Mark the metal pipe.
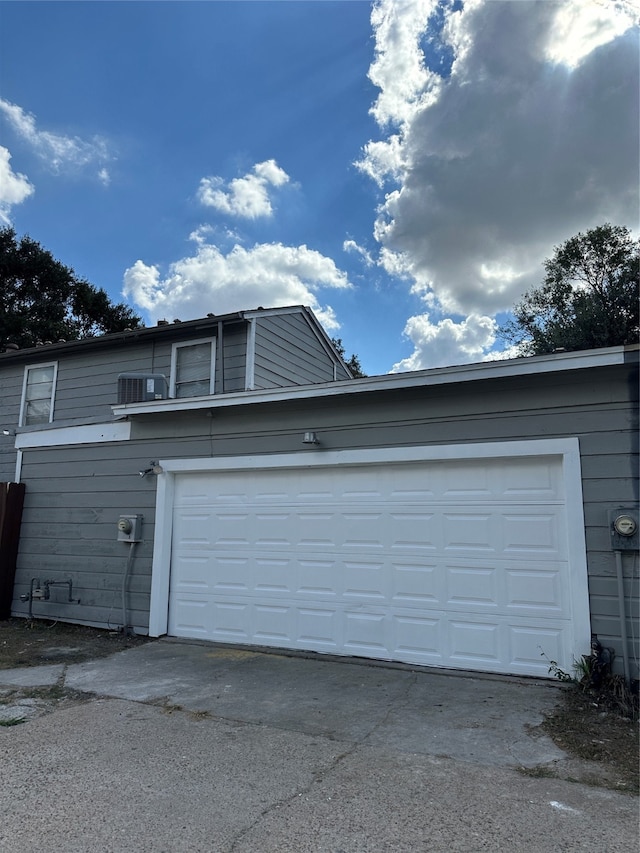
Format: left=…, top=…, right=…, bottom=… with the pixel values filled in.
left=614, top=549, right=631, bottom=684
left=121, top=541, right=137, bottom=636
left=28, top=578, right=40, bottom=620
left=217, top=320, right=224, bottom=394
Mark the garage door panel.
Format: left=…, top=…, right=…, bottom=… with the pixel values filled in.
left=503, top=513, right=564, bottom=556
left=343, top=560, right=388, bottom=601
left=449, top=619, right=502, bottom=665
left=499, top=458, right=564, bottom=499
left=168, top=456, right=583, bottom=677
left=506, top=566, right=566, bottom=613
left=391, top=561, right=441, bottom=605
left=344, top=611, right=388, bottom=656
left=169, top=591, right=578, bottom=676
left=508, top=625, right=566, bottom=676
left=298, top=559, right=338, bottom=596
left=446, top=565, right=498, bottom=608
left=172, top=550, right=569, bottom=616
left=392, top=613, right=443, bottom=663
left=298, top=607, right=339, bottom=648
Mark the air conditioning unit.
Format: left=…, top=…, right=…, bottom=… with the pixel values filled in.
left=117, top=373, right=168, bottom=404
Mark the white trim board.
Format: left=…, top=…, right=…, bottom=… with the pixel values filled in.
left=148, top=437, right=591, bottom=670
left=15, top=421, right=131, bottom=449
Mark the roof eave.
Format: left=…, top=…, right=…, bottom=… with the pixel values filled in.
left=111, top=344, right=632, bottom=418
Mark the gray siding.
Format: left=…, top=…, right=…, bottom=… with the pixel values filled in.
left=14, top=442, right=157, bottom=632
left=253, top=312, right=337, bottom=388
left=217, top=322, right=247, bottom=393
left=54, top=343, right=161, bottom=423
left=0, top=364, right=23, bottom=480
left=10, top=357, right=638, bottom=678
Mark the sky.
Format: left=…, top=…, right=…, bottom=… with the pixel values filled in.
left=0, top=0, right=638, bottom=377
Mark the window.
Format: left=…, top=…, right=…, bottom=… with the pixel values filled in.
left=20, top=363, right=57, bottom=426
left=170, top=339, right=215, bottom=398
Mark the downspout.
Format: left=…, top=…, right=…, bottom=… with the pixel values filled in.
left=217, top=320, right=224, bottom=394
left=245, top=317, right=256, bottom=390
left=614, top=550, right=632, bottom=684
left=122, top=541, right=137, bottom=636
left=14, top=449, right=23, bottom=483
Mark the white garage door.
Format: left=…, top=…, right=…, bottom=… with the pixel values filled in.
left=168, top=455, right=581, bottom=677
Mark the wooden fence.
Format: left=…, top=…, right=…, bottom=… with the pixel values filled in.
left=0, top=482, right=25, bottom=619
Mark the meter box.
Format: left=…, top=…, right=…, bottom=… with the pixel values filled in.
left=608, top=508, right=639, bottom=551
left=117, top=514, right=143, bottom=543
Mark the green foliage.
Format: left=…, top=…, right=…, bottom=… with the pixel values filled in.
left=331, top=336, right=366, bottom=377
left=0, top=227, right=142, bottom=349
left=0, top=717, right=26, bottom=727
left=502, top=224, right=639, bottom=356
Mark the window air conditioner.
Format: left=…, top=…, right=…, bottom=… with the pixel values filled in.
left=117, top=373, right=168, bottom=404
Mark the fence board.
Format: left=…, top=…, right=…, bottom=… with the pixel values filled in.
left=0, top=482, right=26, bottom=619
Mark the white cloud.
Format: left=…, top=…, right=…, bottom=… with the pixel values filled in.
left=359, top=0, right=639, bottom=366
left=197, top=159, right=290, bottom=219
left=343, top=239, right=374, bottom=266
left=545, top=0, right=638, bottom=69
left=368, top=0, right=441, bottom=128
left=123, top=240, right=351, bottom=332
left=0, top=145, right=34, bottom=223
left=391, top=313, right=497, bottom=372
left=0, top=98, right=111, bottom=178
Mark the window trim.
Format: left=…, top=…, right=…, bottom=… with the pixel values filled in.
left=169, top=337, right=216, bottom=398
left=19, top=361, right=58, bottom=427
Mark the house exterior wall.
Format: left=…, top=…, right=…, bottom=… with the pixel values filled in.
left=10, top=355, right=638, bottom=676
left=253, top=312, right=347, bottom=388
left=0, top=363, right=23, bottom=480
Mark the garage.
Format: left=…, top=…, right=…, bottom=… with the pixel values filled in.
left=157, top=441, right=591, bottom=678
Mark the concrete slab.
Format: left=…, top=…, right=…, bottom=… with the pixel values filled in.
left=64, top=639, right=565, bottom=768
left=0, top=697, right=637, bottom=853
left=0, top=662, right=64, bottom=688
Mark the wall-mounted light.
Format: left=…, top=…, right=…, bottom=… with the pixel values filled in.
left=139, top=460, right=164, bottom=477
left=302, top=431, right=319, bottom=445
left=2, top=429, right=16, bottom=437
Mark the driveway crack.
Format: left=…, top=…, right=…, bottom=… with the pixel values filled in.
left=227, top=740, right=360, bottom=853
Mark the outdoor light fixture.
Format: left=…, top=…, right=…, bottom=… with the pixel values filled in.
left=302, top=431, right=319, bottom=445
left=2, top=429, right=16, bottom=437
left=139, top=460, right=163, bottom=477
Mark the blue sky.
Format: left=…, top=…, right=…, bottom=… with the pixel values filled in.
left=1, top=1, right=638, bottom=376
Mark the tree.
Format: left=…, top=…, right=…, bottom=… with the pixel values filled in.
left=501, top=224, right=639, bottom=356
left=0, top=227, right=142, bottom=349
left=331, top=336, right=366, bottom=377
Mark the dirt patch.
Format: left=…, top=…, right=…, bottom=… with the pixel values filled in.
left=0, top=617, right=150, bottom=669
left=523, top=684, right=639, bottom=794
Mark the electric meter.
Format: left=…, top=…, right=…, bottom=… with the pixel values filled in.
left=613, top=514, right=637, bottom=537
left=608, top=508, right=639, bottom=551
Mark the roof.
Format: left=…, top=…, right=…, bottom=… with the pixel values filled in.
left=111, top=343, right=639, bottom=418
left=0, top=305, right=335, bottom=364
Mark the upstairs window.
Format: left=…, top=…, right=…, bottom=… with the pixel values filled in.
left=170, top=339, right=215, bottom=398
left=20, top=363, right=58, bottom=426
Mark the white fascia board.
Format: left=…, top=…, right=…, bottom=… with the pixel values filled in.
left=111, top=346, right=627, bottom=418
left=159, top=437, right=581, bottom=474
left=16, top=421, right=131, bottom=449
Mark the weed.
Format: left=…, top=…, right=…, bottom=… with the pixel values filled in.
left=0, top=717, right=26, bottom=727
left=539, top=650, right=574, bottom=683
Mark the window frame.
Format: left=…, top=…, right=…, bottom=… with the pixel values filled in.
left=169, top=337, right=216, bottom=399
left=19, top=361, right=58, bottom=427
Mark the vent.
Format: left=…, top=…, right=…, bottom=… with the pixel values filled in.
left=117, top=373, right=168, bottom=404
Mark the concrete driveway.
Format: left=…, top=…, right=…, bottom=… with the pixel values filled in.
left=0, top=639, right=637, bottom=852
